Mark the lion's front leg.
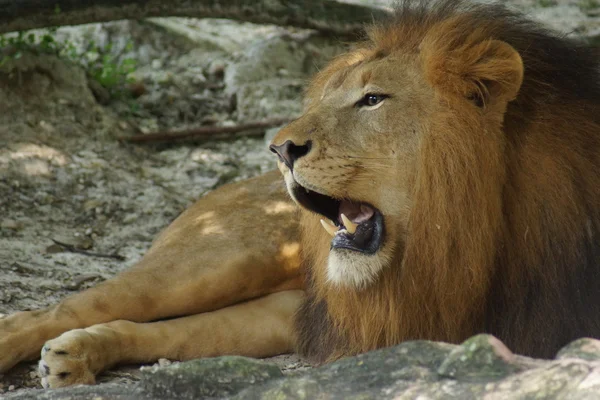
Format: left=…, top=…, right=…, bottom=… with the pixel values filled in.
left=37, top=290, right=304, bottom=388
left=0, top=170, right=302, bottom=374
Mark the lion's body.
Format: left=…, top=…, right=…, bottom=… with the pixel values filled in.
left=1, top=0, right=600, bottom=389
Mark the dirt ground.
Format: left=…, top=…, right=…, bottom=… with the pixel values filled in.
left=0, top=0, right=597, bottom=396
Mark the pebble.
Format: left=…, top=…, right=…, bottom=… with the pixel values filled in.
left=39, top=120, right=55, bottom=133
left=158, top=358, right=172, bottom=367
left=123, top=213, right=139, bottom=224
left=151, top=59, right=163, bottom=69
left=208, top=60, right=226, bottom=76
left=1, top=219, right=23, bottom=230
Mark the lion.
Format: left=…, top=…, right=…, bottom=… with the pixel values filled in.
left=1, top=0, right=600, bottom=389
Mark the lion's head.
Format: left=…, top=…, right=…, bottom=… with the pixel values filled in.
left=271, top=0, right=600, bottom=362
left=271, top=1, right=523, bottom=290
left=271, top=50, right=430, bottom=288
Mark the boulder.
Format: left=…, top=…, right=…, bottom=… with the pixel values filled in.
left=7, top=335, right=600, bottom=400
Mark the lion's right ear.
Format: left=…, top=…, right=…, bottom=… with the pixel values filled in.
left=420, top=23, right=524, bottom=108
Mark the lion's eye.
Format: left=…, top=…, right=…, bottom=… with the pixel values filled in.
left=356, top=93, right=388, bottom=108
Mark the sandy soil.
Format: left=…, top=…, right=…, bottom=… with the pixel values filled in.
left=0, top=0, right=597, bottom=396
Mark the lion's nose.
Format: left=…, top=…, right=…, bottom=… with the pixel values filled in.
left=269, top=140, right=312, bottom=170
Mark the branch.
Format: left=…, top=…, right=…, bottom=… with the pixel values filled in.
left=0, top=0, right=391, bottom=37
left=121, top=118, right=291, bottom=144
left=51, top=239, right=126, bottom=261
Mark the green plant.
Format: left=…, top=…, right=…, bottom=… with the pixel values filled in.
left=85, top=41, right=137, bottom=98
left=579, top=0, right=599, bottom=11
left=538, top=0, right=557, bottom=7
left=0, top=28, right=138, bottom=100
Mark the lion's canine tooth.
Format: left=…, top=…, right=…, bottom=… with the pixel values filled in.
left=341, top=213, right=358, bottom=234
left=320, top=219, right=339, bottom=237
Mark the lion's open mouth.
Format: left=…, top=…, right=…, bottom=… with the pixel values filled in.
left=291, top=183, right=384, bottom=254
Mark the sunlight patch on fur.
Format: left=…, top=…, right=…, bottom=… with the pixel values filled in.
left=264, top=201, right=296, bottom=215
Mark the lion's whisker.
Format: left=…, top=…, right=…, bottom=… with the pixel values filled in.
left=343, top=156, right=397, bottom=160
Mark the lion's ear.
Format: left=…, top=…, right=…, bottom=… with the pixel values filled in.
left=422, top=36, right=524, bottom=108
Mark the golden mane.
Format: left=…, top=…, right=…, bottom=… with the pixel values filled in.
left=296, top=0, right=600, bottom=362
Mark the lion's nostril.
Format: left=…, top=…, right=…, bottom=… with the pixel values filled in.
left=269, top=140, right=312, bottom=170
left=290, top=141, right=311, bottom=160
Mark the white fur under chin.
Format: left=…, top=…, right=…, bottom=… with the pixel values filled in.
left=327, top=249, right=388, bottom=289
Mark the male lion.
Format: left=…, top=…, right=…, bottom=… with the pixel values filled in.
left=1, top=0, right=600, bottom=389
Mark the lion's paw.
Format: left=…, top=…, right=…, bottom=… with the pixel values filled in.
left=38, top=330, right=97, bottom=388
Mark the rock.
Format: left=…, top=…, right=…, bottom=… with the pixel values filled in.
left=7, top=335, right=600, bottom=400
left=5, top=357, right=283, bottom=400
left=1, top=219, right=23, bottom=231
left=235, top=341, right=452, bottom=400
left=51, top=234, right=94, bottom=251
left=437, top=334, right=522, bottom=381
left=147, top=18, right=244, bottom=54
left=234, top=79, right=304, bottom=121
left=556, top=338, right=600, bottom=361
left=139, top=356, right=283, bottom=399
left=225, top=34, right=344, bottom=88
left=0, top=53, right=96, bottom=113
left=87, top=78, right=111, bottom=105
left=225, top=34, right=346, bottom=121
left=3, top=382, right=140, bottom=399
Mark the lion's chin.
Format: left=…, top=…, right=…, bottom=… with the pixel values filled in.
left=326, top=248, right=391, bottom=289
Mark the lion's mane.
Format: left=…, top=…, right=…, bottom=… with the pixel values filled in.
left=295, top=0, right=600, bottom=361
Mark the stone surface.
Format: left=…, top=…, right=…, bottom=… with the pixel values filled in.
left=437, top=334, right=522, bottom=381
left=224, top=33, right=346, bottom=121
left=557, top=338, right=600, bottom=362
left=6, top=335, right=600, bottom=400
left=139, top=356, right=283, bottom=399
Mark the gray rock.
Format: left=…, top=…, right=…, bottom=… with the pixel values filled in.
left=437, top=334, right=522, bottom=381
left=7, top=335, right=600, bottom=400
left=139, top=356, right=283, bottom=399
left=225, top=34, right=343, bottom=89
left=234, top=79, right=304, bottom=121
left=557, top=338, right=600, bottom=362
left=224, top=33, right=346, bottom=121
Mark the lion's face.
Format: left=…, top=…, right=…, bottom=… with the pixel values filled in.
left=270, top=51, right=435, bottom=288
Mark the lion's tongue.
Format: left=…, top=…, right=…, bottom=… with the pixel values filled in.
left=318, top=199, right=382, bottom=253
left=339, top=201, right=375, bottom=225
left=330, top=200, right=377, bottom=250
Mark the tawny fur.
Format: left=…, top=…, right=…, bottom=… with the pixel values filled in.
left=284, top=0, right=600, bottom=362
